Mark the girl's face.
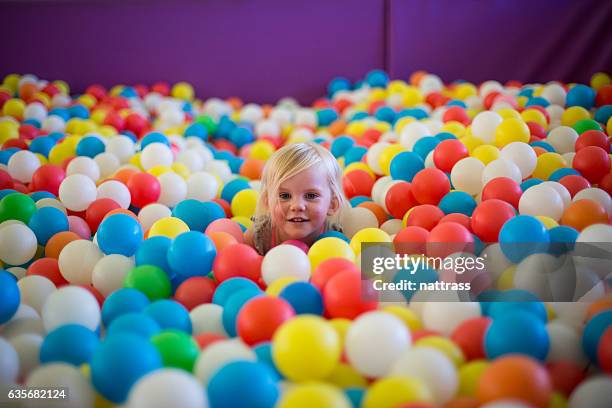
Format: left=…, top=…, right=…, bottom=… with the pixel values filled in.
left=271, top=165, right=339, bottom=245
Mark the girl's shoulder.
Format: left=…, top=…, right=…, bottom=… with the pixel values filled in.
left=250, top=215, right=272, bottom=255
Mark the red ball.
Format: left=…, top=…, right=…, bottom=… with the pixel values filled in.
left=151, top=82, right=171, bottom=96
left=103, top=111, right=125, bottom=131
left=546, top=361, right=587, bottom=396
left=527, top=122, right=547, bottom=140
left=311, top=258, right=359, bottom=292
left=596, top=85, right=612, bottom=107
left=19, top=124, right=39, bottom=141
left=426, top=222, right=474, bottom=258
left=13, top=182, right=29, bottom=194
left=26, top=257, right=69, bottom=287
left=85, top=84, right=107, bottom=101
left=404, top=204, right=444, bottom=231
left=237, top=296, right=295, bottom=346
left=572, top=145, right=611, bottom=184
left=483, top=91, right=501, bottom=110
left=451, top=317, right=492, bottom=360
left=41, top=83, right=61, bottom=97
left=323, top=270, right=378, bottom=319
left=174, top=277, right=217, bottom=311
left=433, top=139, right=469, bottom=173
left=385, top=181, right=418, bottom=219
left=442, top=106, right=470, bottom=126
left=85, top=198, right=121, bottom=233
left=411, top=168, right=450, bottom=205
left=471, top=199, right=516, bottom=243
left=599, top=173, right=612, bottom=197
left=558, top=174, right=591, bottom=197
left=211, top=198, right=232, bottom=218
left=598, top=326, right=612, bottom=374
left=575, top=130, right=610, bottom=152
left=393, top=226, right=429, bottom=256
left=342, top=169, right=374, bottom=199
left=123, top=113, right=148, bottom=136
left=0, top=90, right=11, bottom=110
left=426, top=92, right=451, bottom=108
left=4, top=138, right=28, bottom=150
left=481, top=177, right=522, bottom=209
left=213, top=243, right=262, bottom=283
left=194, top=333, right=226, bottom=350
left=127, top=172, right=161, bottom=208
left=439, top=213, right=472, bottom=232
left=0, top=169, right=14, bottom=190
left=30, top=164, right=66, bottom=196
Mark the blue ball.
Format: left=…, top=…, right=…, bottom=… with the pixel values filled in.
left=105, top=313, right=161, bottom=339
left=222, top=290, right=263, bottom=337
left=525, top=97, right=550, bottom=108
left=349, top=195, right=371, bottom=207
left=330, top=136, right=355, bottom=158
left=215, top=116, right=237, bottom=139
left=23, top=118, right=41, bottom=128
left=28, top=206, right=69, bottom=245
left=328, top=77, right=352, bottom=97
left=208, top=361, right=279, bottom=408
left=229, top=126, right=255, bottom=148
left=438, top=191, right=477, bottom=216
left=487, top=300, right=548, bottom=323
left=167, top=231, right=216, bottom=279
left=120, top=131, right=138, bottom=143
left=549, top=167, right=580, bottom=181
left=393, top=266, right=438, bottom=302
left=214, top=150, right=234, bottom=162
left=594, top=105, right=612, bottom=125
left=144, top=299, right=192, bottom=333
left=317, top=230, right=350, bottom=243
left=344, top=146, right=368, bottom=165
left=518, top=89, right=534, bottom=98
left=530, top=141, right=555, bottom=152
left=40, top=324, right=99, bottom=366
left=0, top=270, right=20, bottom=324
left=365, top=69, right=389, bottom=88
left=97, top=214, right=143, bottom=257
left=101, top=288, right=150, bottom=327
left=213, top=277, right=261, bottom=306
left=499, top=215, right=549, bottom=263
left=253, top=342, right=282, bottom=379
left=135, top=236, right=172, bottom=276
left=346, top=387, right=365, bottom=408
left=484, top=310, right=550, bottom=361
left=68, top=104, right=89, bottom=119
left=447, top=99, right=468, bottom=108
left=49, top=108, right=70, bottom=122
left=221, top=178, right=250, bottom=204
left=436, top=132, right=457, bottom=141
left=172, top=199, right=225, bottom=231
left=413, top=136, right=440, bottom=160
left=0, top=189, right=18, bottom=200
left=520, top=178, right=543, bottom=191
left=29, top=136, right=56, bottom=157
left=183, top=122, right=208, bottom=141
left=119, top=87, right=138, bottom=98
left=473, top=234, right=485, bottom=256
left=317, top=108, right=339, bottom=127
left=0, top=148, right=19, bottom=165
left=582, top=310, right=612, bottom=363
left=566, top=84, right=596, bottom=110
left=279, top=282, right=324, bottom=315
left=76, top=136, right=105, bottom=158
left=549, top=225, right=579, bottom=255
left=47, top=131, right=65, bottom=142
left=29, top=191, right=56, bottom=201
left=140, top=131, right=170, bottom=149
left=389, top=151, right=424, bottom=182
left=350, top=111, right=369, bottom=122
left=90, top=333, right=162, bottom=403
left=375, top=106, right=396, bottom=123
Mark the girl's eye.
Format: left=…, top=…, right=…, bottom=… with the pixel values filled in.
left=279, top=192, right=290, bottom=200
left=305, top=193, right=319, bottom=200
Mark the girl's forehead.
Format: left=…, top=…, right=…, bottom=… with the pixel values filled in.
left=279, top=165, right=329, bottom=189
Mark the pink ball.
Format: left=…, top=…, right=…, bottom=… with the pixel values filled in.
left=282, top=240, right=309, bottom=253
left=205, top=218, right=244, bottom=243
left=68, top=215, right=91, bottom=239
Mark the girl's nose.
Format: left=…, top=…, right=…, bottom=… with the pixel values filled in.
left=290, top=197, right=306, bottom=211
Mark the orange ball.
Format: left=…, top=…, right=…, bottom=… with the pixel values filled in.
left=113, top=168, right=138, bottom=185
left=560, top=199, right=608, bottom=231
left=477, top=355, right=552, bottom=408
left=207, top=231, right=239, bottom=251
left=358, top=201, right=389, bottom=226
left=19, top=82, right=38, bottom=102
left=585, top=297, right=612, bottom=321
left=227, top=97, right=243, bottom=110
left=45, top=231, right=81, bottom=259
left=532, top=146, right=548, bottom=156
left=104, top=208, right=139, bottom=221
left=239, top=159, right=265, bottom=180
left=410, top=70, right=428, bottom=86
left=442, top=397, right=479, bottom=408
left=328, top=120, right=347, bottom=136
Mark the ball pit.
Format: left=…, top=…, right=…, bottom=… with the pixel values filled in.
left=1, top=69, right=612, bottom=407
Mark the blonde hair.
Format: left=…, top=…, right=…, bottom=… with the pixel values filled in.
left=255, top=142, right=348, bottom=222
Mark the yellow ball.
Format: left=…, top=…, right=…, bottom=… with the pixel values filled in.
left=231, top=215, right=253, bottom=229
left=496, top=265, right=516, bottom=290
left=517, top=96, right=529, bottom=108
left=33, top=92, right=51, bottom=108
left=496, top=108, right=521, bottom=120
left=266, top=277, right=299, bottom=297
left=2, top=73, right=20, bottom=93
left=345, top=121, right=368, bottom=138
left=272, top=315, right=341, bottom=381
left=110, top=85, right=124, bottom=97
left=368, top=88, right=388, bottom=103
left=99, top=125, right=118, bottom=137
left=402, top=86, right=424, bottom=107
left=350, top=227, right=392, bottom=255
left=78, top=94, right=97, bottom=109
left=171, top=162, right=191, bottom=179
left=53, top=80, right=69, bottom=95
left=521, top=108, right=548, bottom=129
left=276, top=382, right=351, bottom=408
left=48, top=144, right=74, bottom=165
left=326, top=363, right=368, bottom=388
left=458, top=360, right=489, bottom=397
left=3, top=98, right=26, bottom=119
left=308, top=237, right=355, bottom=270
left=383, top=305, right=423, bottom=331
left=373, top=121, right=391, bottom=134
left=147, top=165, right=173, bottom=177
left=387, top=80, right=408, bottom=94
left=0, top=121, right=19, bottom=144
left=471, top=144, right=500, bottom=165
left=608, top=117, right=612, bottom=137
left=550, top=392, right=568, bottom=408
left=454, top=83, right=478, bottom=100
left=329, top=318, right=351, bottom=345
left=495, top=118, right=530, bottom=147
left=230, top=189, right=258, bottom=219
left=362, top=376, right=433, bottom=408
left=344, top=162, right=375, bottom=178
left=34, top=153, right=47, bottom=165
left=533, top=152, right=567, bottom=180
left=441, top=121, right=467, bottom=138
left=249, top=140, right=276, bottom=160
left=459, top=136, right=484, bottom=154
left=129, top=152, right=143, bottom=170
left=415, top=336, right=465, bottom=367
left=591, top=72, right=610, bottom=91
left=535, top=215, right=559, bottom=229
left=379, top=143, right=406, bottom=176
left=394, top=117, right=417, bottom=134
left=171, top=82, right=194, bottom=101
left=91, top=109, right=108, bottom=125
left=149, top=217, right=190, bottom=238
left=561, top=106, right=591, bottom=127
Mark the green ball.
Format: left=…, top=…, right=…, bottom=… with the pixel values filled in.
left=124, top=265, right=171, bottom=301
left=0, top=193, right=36, bottom=223
left=195, top=115, right=218, bottom=134
left=574, top=118, right=603, bottom=134
left=151, top=329, right=200, bottom=372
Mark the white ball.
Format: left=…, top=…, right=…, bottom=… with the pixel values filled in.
left=66, top=156, right=100, bottom=182
left=269, top=107, right=293, bottom=127
left=519, top=184, right=564, bottom=221
left=546, top=321, right=587, bottom=365
left=177, top=150, right=204, bottom=172
left=25, top=363, right=95, bottom=408
left=144, top=92, right=163, bottom=112
left=17, top=276, right=57, bottom=315
left=41, top=286, right=101, bottom=332
left=0, top=223, right=38, bottom=265
left=8, top=150, right=40, bottom=183
left=422, top=302, right=481, bottom=336
left=187, top=172, right=219, bottom=201
left=194, top=339, right=256, bottom=384
left=262, top=244, right=311, bottom=285
left=0, top=337, right=19, bottom=384
left=365, top=142, right=391, bottom=175
left=190, top=304, right=227, bottom=336
left=206, top=160, right=232, bottom=183
left=546, top=105, right=565, bottom=124
left=128, top=369, right=208, bottom=408
left=24, top=102, right=47, bottom=123
left=481, top=401, right=532, bottom=408
left=294, top=108, right=317, bottom=128
left=562, top=152, right=576, bottom=166
left=399, top=121, right=430, bottom=150
left=479, top=80, right=504, bottom=98
left=59, top=174, right=97, bottom=212
left=42, top=115, right=66, bottom=133
left=58, top=239, right=104, bottom=285
left=569, top=376, right=612, bottom=408
left=9, top=334, right=42, bottom=381
left=419, top=74, right=443, bottom=94
left=159, top=108, right=184, bottom=127
left=371, top=176, right=396, bottom=205
left=35, top=197, right=67, bottom=214
left=92, top=254, right=135, bottom=297
left=471, top=111, right=503, bottom=143
left=240, top=103, right=264, bottom=124
left=158, top=172, right=187, bottom=208
left=514, top=253, right=562, bottom=300
left=138, top=203, right=172, bottom=231
left=97, top=179, right=131, bottom=209
left=141, top=142, right=173, bottom=171
left=94, top=152, right=120, bottom=179
left=51, top=93, right=71, bottom=108
left=577, top=223, right=612, bottom=242
left=106, top=135, right=135, bottom=164
left=482, top=158, right=522, bottom=185
left=573, top=187, right=612, bottom=215
left=380, top=219, right=403, bottom=236
left=451, top=157, right=485, bottom=196
left=500, top=142, right=537, bottom=179
left=391, top=347, right=458, bottom=404
left=546, top=126, right=578, bottom=154
left=340, top=206, right=379, bottom=239
left=541, top=83, right=567, bottom=106
left=345, top=311, right=411, bottom=378
left=540, top=181, right=571, bottom=210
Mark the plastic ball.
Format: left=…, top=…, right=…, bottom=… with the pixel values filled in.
left=149, top=216, right=190, bottom=238
left=484, top=310, right=550, bottom=361
left=127, top=368, right=208, bottom=408
left=324, top=270, right=377, bottom=319
left=0, top=222, right=38, bottom=265
left=495, top=118, right=530, bottom=147
left=193, top=339, right=256, bottom=384
left=533, top=152, right=567, bottom=180
left=471, top=199, right=515, bottom=242
left=167, top=231, right=216, bottom=282
left=101, top=287, right=150, bottom=327
left=0, top=270, right=20, bottom=324
left=426, top=221, right=474, bottom=258
left=434, top=139, right=469, bottom=173
left=451, top=157, right=485, bottom=196
left=561, top=199, right=608, bottom=231
left=174, top=276, right=216, bottom=311
left=519, top=184, right=564, bottom=221
left=362, top=376, right=433, bottom=408
left=262, top=244, right=311, bottom=285
left=573, top=187, right=612, bottom=215
left=150, top=329, right=199, bottom=372
left=0, top=192, right=37, bottom=223
left=207, top=361, right=279, bottom=408
left=237, top=296, right=295, bottom=346
left=572, top=145, right=610, bottom=183
left=388, top=151, right=424, bottom=182
left=412, top=168, right=450, bottom=205
left=499, top=215, right=549, bottom=263
left=59, top=174, right=97, bottom=211
left=127, top=172, right=161, bottom=208
left=230, top=189, right=258, bottom=218
left=8, top=150, right=40, bottom=183
left=97, top=213, right=143, bottom=257
left=57, top=239, right=103, bottom=284
left=471, top=111, right=502, bottom=143
left=438, top=191, right=477, bottom=216
left=277, top=382, right=351, bottom=408
left=343, top=169, right=375, bottom=198
left=308, top=237, right=355, bottom=270
left=213, top=243, right=262, bottom=282
left=144, top=299, right=192, bottom=333
left=42, top=285, right=101, bottom=331
left=39, top=324, right=98, bottom=366
left=97, top=179, right=131, bottom=209
left=451, top=317, right=491, bottom=361
left=582, top=310, right=612, bottom=364
left=123, top=265, right=171, bottom=301
left=568, top=376, right=612, bottom=408
left=482, top=158, right=522, bottom=185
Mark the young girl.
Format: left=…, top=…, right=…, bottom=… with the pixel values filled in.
left=244, top=142, right=348, bottom=255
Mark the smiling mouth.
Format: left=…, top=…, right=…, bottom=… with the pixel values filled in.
left=288, top=217, right=309, bottom=223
